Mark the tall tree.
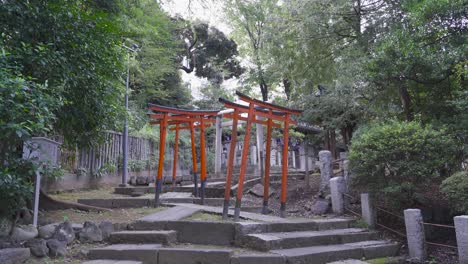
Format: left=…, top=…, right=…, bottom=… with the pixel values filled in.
left=177, top=20, right=244, bottom=87
left=225, top=0, right=278, bottom=101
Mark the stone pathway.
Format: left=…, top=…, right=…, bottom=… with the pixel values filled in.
left=76, top=194, right=399, bottom=264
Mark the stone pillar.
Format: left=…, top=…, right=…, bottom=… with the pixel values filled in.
left=256, top=122, right=264, bottom=174
left=214, top=115, right=222, bottom=176
left=250, top=145, right=257, bottom=165
left=343, top=160, right=350, bottom=191
left=330, top=177, right=345, bottom=214
left=319, top=150, right=333, bottom=192
left=291, top=150, right=296, bottom=169
left=299, top=145, right=306, bottom=171
left=404, top=209, right=426, bottom=261
left=361, top=193, right=376, bottom=229
left=455, top=215, right=468, bottom=264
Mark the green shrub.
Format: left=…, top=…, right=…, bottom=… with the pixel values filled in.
left=349, top=120, right=458, bottom=209
left=441, top=171, right=468, bottom=214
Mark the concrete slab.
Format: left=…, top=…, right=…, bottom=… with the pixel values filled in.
left=169, top=203, right=288, bottom=222
left=165, top=221, right=236, bottom=245
left=82, top=260, right=143, bottom=264
left=88, top=244, right=161, bottom=264
left=327, top=260, right=369, bottom=264
left=160, top=192, right=192, bottom=198
left=244, top=228, right=378, bottom=251
left=109, top=230, right=177, bottom=245
left=138, top=206, right=201, bottom=222
left=157, top=247, right=232, bottom=264
left=231, top=253, right=286, bottom=264
left=271, top=240, right=398, bottom=264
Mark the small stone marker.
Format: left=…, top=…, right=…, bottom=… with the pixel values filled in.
left=330, top=176, right=345, bottom=214
left=319, top=150, right=333, bottom=192
left=404, top=209, right=426, bottom=262
left=455, top=215, right=468, bottom=264
left=361, top=193, right=376, bottom=229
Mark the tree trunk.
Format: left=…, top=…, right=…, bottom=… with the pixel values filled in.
left=283, top=78, right=291, bottom=100
left=399, top=85, right=413, bottom=121
left=260, top=77, right=268, bottom=101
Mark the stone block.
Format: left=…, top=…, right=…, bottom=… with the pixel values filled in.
left=0, top=248, right=31, bottom=264
left=455, top=215, right=468, bottom=264
left=88, top=244, right=161, bottom=263
left=166, top=221, right=235, bottom=245
left=330, top=177, right=345, bottom=214
left=157, top=248, right=232, bottom=264
left=360, top=193, right=376, bottom=229
left=230, top=254, right=286, bottom=264
left=404, top=209, right=426, bottom=262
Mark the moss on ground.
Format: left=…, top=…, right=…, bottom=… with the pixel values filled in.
left=48, top=187, right=153, bottom=202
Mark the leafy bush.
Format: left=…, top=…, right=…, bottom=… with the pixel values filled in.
left=0, top=57, right=60, bottom=219
left=349, top=120, right=458, bottom=209
left=441, top=171, right=468, bottom=214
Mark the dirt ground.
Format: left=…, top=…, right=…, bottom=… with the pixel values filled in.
left=39, top=207, right=166, bottom=225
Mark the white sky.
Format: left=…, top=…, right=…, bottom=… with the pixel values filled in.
left=161, top=0, right=237, bottom=101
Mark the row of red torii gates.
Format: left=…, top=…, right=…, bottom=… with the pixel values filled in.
left=148, top=92, right=302, bottom=219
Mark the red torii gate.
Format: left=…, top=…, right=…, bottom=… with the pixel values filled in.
left=147, top=104, right=218, bottom=206
left=220, top=92, right=302, bottom=220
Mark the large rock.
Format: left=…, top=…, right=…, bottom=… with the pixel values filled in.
left=38, top=223, right=58, bottom=239
left=0, top=218, right=13, bottom=238
left=46, top=239, right=67, bottom=257
left=25, top=238, right=48, bottom=257
left=11, top=225, right=38, bottom=242
left=72, top=223, right=83, bottom=236
left=248, top=184, right=265, bottom=197
left=311, top=198, right=330, bottom=215
left=136, top=176, right=150, bottom=186
left=0, top=248, right=31, bottom=264
left=52, top=221, right=75, bottom=245
left=99, top=221, right=114, bottom=241
left=129, top=176, right=137, bottom=186
left=79, top=221, right=103, bottom=242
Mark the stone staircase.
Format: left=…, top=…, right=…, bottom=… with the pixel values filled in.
left=81, top=205, right=399, bottom=264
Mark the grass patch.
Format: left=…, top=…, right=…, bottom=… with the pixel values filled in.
left=40, top=207, right=167, bottom=224
left=48, top=187, right=153, bottom=202
left=183, top=212, right=224, bottom=221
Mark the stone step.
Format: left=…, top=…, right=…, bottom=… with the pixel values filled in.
left=109, top=230, right=177, bottom=245
left=244, top=228, right=379, bottom=251
left=157, top=247, right=232, bottom=264
left=81, top=260, right=143, bottom=264
left=138, top=206, right=201, bottom=222
left=270, top=240, right=399, bottom=264
left=87, top=244, right=161, bottom=264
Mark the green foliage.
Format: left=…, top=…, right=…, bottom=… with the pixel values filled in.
left=349, top=120, right=458, bottom=209
left=0, top=173, right=32, bottom=218
left=441, top=171, right=468, bottom=214
left=123, top=0, right=192, bottom=110
left=177, top=20, right=244, bottom=86
left=0, top=55, right=59, bottom=218
left=0, top=0, right=126, bottom=147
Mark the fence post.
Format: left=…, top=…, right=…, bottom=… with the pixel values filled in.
left=404, top=209, right=426, bottom=262
left=360, top=193, right=376, bottom=229
left=455, top=215, right=468, bottom=264
left=330, top=177, right=345, bottom=214
left=319, top=150, right=332, bottom=192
